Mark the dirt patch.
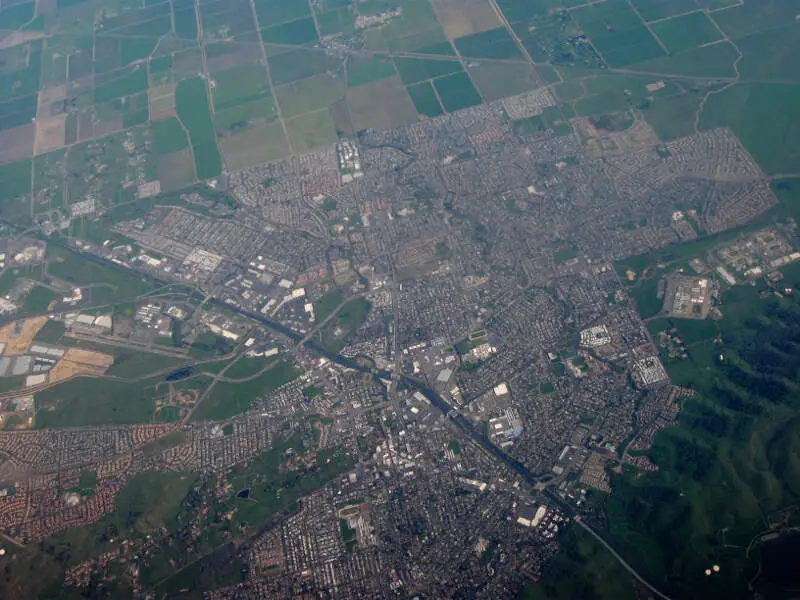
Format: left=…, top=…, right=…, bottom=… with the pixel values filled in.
left=149, top=83, right=176, bottom=120
left=0, top=317, right=48, bottom=356
left=0, top=31, right=46, bottom=50
left=0, top=122, right=35, bottom=164
left=47, top=347, right=114, bottom=383
left=430, top=0, right=501, bottom=39
left=347, top=76, right=418, bottom=132
left=158, top=148, right=196, bottom=190
left=39, top=84, right=68, bottom=105
left=34, top=114, right=66, bottom=155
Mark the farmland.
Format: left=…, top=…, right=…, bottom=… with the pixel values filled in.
left=0, top=0, right=566, bottom=187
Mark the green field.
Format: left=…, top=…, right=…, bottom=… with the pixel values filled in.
left=454, top=27, right=521, bottom=59
left=190, top=359, right=300, bottom=420
left=318, top=297, right=371, bottom=353
left=152, top=117, right=189, bottom=154
left=650, top=11, right=722, bottom=54
left=0, top=470, right=198, bottom=598
left=286, top=109, right=338, bottom=152
left=105, top=350, right=186, bottom=379
left=699, top=83, right=800, bottom=175
left=394, top=57, right=462, bottom=85
left=45, top=245, right=155, bottom=301
left=261, top=17, right=319, bottom=45
left=175, top=77, right=223, bottom=180
left=433, top=72, right=483, bottom=112
left=570, top=0, right=665, bottom=67
left=0, top=158, right=32, bottom=201
left=211, top=63, right=271, bottom=112
left=347, top=56, right=397, bottom=88
left=406, top=82, right=444, bottom=117
left=35, top=377, right=161, bottom=427
left=629, top=0, right=698, bottom=22
left=276, top=73, right=344, bottom=118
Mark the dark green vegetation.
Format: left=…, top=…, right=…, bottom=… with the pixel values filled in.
left=433, top=72, right=482, bottom=112
left=105, top=350, right=185, bottom=379
left=152, top=118, right=189, bottom=155
left=33, top=320, right=66, bottom=344
left=406, top=82, right=444, bottom=117
left=149, top=433, right=353, bottom=595
left=175, top=78, right=222, bottom=180
left=524, top=525, right=636, bottom=600
left=0, top=470, right=198, bottom=599
left=394, top=56, right=462, bottom=86
left=533, top=281, right=800, bottom=599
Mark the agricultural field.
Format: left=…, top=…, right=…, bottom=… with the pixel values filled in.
left=0, top=0, right=569, bottom=194
left=0, top=0, right=792, bottom=215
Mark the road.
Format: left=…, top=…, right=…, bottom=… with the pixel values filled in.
left=8, top=225, right=671, bottom=599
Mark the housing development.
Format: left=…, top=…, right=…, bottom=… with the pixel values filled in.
left=0, top=0, right=797, bottom=598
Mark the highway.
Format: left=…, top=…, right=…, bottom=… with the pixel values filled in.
left=7, top=225, right=670, bottom=599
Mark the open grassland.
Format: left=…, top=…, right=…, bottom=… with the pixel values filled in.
left=650, top=11, right=722, bottom=54
left=35, top=377, right=162, bottom=427
left=219, top=122, right=290, bottom=170
left=276, top=72, right=345, bottom=118
left=190, top=358, right=300, bottom=420
left=286, top=109, right=339, bottom=153
left=570, top=0, right=665, bottom=67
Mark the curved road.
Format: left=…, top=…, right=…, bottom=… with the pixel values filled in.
left=6, top=222, right=672, bottom=599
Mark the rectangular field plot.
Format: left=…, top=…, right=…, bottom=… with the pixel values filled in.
left=372, top=0, right=449, bottom=53
left=200, top=0, right=258, bottom=39
left=393, top=57, right=462, bottom=85
left=712, top=0, right=800, bottom=39
left=210, top=62, right=271, bottom=111
left=348, top=76, right=419, bottom=131
left=433, top=71, right=482, bottom=112
left=315, top=6, right=356, bottom=36
left=0, top=2, right=35, bottom=29
left=276, top=72, right=344, bottom=118
left=406, top=81, right=444, bottom=117
left=0, top=93, right=38, bottom=132
left=430, top=0, right=501, bottom=39
left=152, top=117, right=189, bottom=155
left=253, top=0, right=311, bottom=26
left=467, top=62, right=541, bottom=102
left=260, top=17, right=319, bottom=45
left=286, top=109, right=338, bottom=153
left=175, top=77, right=222, bottom=179
left=629, top=0, right=698, bottom=22
left=347, top=56, right=396, bottom=88
left=650, top=11, right=722, bottom=53
left=214, top=97, right=277, bottom=133
left=453, top=27, right=521, bottom=59
left=268, top=48, right=342, bottom=85
left=570, top=0, right=665, bottom=67
left=94, top=66, right=148, bottom=103
left=2, top=122, right=35, bottom=166
left=219, top=122, right=289, bottom=169
left=158, top=148, right=196, bottom=189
